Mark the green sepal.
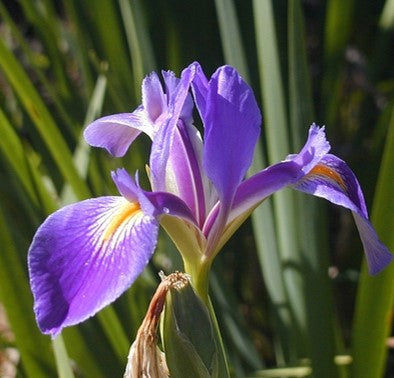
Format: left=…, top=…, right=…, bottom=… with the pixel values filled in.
left=162, top=279, right=219, bottom=378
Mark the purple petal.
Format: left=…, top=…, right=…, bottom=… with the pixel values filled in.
left=145, top=190, right=198, bottom=225
left=111, top=168, right=155, bottom=215
left=28, top=196, right=158, bottom=336
left=199, top=66, right=262, bottom=255
left=149, top=65, right=196, bottom=190
left=159, top=121, right=209, bottom=225
left=353, top=213, right=393, bottom=275
left=112, top=168, right=198, bottom=224
left=162, top=70, right=179, bottom=95
left=292, top=153, right=393, bottom=274
left=203, top=65, right=261, bottom=206
left=292, top=154, right=368, bottom=217
left=227, top=125, right=330, bottom=224
left=142, top=72, right=167, bottom=123
left=288, top=123, right=331, bottom=174
left=84, top=109, right=151, bottom=157
left=149, top=66, right=212, bottom=225
left=162, top=70, right=194, bottom=123
left=191, top=62, right=209, bottom=119
left=229, top=162, right=303, bottom=222
left=169, top=64, right=197, bottom=127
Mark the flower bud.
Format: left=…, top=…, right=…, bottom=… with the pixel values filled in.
left=161, top=273, right=219, bottom=377
left=124, top=271, right=221, bottom=377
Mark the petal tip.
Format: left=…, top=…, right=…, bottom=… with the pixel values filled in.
left=309, top=123, right=330, bottom=153
left=353, top=213, right=393, bottom=276
left=367, top=247, right=394, bottom=276
left=290, top=123, right=331, bottom=175
left=38, top=321, right=62, bottom=338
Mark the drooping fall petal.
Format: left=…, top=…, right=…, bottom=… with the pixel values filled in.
left=292, top=154, right=393, bottom=274
left=28, top=196, right=159, bottom=336
left=230, top=124, right=330, bottom=220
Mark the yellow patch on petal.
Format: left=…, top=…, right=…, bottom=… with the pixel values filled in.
left=103, top=202, right=141, bottom=241
left=309, top=164, right=346, bottom=191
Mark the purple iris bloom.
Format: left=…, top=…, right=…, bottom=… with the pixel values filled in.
left=28, top=62, right=393, bottom=336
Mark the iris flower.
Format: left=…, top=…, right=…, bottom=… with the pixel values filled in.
left=28, top=62, right=393, bottom=336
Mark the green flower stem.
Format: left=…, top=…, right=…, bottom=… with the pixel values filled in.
left=184, top=257, right=230, bottom=377
left=184, top=258, right=211, bottom=303
left=52, top=335, right=75, bottom=378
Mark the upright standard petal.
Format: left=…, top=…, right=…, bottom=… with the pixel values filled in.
left=292, top=154, right=393, bottom=274
left=142, top=72, right=167, bottom=124
left=190, top=62, right=209, bottom=119
left=149, top=64, right=196, bottom=192
left=162, top=70, right=194, bottom=124
left=160, top=121, right=209, bottom=226
left=201, top=65, right=261, bottom=206
left=84, top=109, right=152, bottom=157
left=28, top=196, right=159, bottom=336
left=84, top=71, right=173, bottom=158
left=195, top=66, right=261, bottom=256
left=150, top=66, right=213, bottom=226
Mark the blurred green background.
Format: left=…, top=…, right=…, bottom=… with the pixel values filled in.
left=0, top=0, right=393, bottom=377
